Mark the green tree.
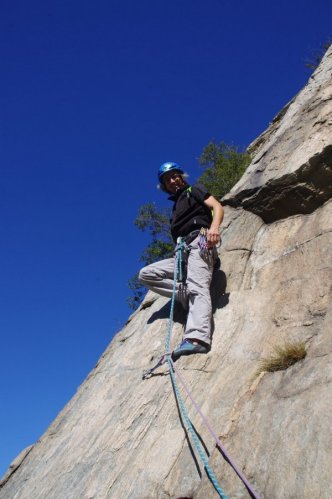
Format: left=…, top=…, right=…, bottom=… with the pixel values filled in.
left=134, top=203, right=173, bottom=263
left=198, top=141, right=251, bottom=199
left=127, top=203, right=173, bottom=310
left=127, top=273, right=147, bottom=311
left=304, top=41, right=331, bottom=70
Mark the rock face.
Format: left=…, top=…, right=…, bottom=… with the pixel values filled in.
left=223, top=45, right=332, bottom=223
left=1, top=46, right=331, bottom=499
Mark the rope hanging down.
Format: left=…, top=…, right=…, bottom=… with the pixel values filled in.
left=143, top=237, right=261, bottom=499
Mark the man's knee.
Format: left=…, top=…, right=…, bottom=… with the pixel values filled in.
left=139, top=263, right=159, bottom=284
left=139, top=260, right=171, bottom=285
left=138, top=266, right=149, bottom=284
left=187, top=279, right=211, bottom=297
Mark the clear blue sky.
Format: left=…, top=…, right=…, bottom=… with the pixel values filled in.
left=1, top=0, right=331, bottom=477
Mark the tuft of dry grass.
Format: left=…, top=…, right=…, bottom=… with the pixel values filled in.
left=257, top=341, right=307, bottom=374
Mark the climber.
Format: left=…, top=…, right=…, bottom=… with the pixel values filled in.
left=139, top=162, right=224, bottom=361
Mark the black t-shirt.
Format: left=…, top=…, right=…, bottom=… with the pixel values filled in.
left=169, top=183, right=212, bottom=241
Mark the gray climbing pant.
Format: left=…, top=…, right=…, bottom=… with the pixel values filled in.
left=138, top=236, right=216, bottom=345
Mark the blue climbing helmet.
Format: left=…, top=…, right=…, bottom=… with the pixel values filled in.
left=158, top=162, right=184, bottom=184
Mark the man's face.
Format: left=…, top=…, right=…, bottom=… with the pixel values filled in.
left=162, top=171, right=186, bottom=194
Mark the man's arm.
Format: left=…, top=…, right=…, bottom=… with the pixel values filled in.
left=204, top=195, right=224, bottom=248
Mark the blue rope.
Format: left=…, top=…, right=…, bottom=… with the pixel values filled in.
left=166, top=239, right=228, bottom=499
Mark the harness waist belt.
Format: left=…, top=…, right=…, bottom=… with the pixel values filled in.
left=183, top=229, right=201, bottom=245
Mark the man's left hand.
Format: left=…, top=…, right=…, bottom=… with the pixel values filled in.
left=206, top=226, right=221, bottom=248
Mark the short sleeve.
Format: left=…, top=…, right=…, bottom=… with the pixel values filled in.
left=191, top=183, right=211, bottom=203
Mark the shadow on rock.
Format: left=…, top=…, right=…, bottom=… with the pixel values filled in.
left=211, top=269, right=229, bottom=313
left=147, top=300, right=187, bottom=326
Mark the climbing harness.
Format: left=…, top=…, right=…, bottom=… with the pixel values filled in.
left=142, top=237, right=261, bottom=499
left=198, top=227, right=210, bottom=258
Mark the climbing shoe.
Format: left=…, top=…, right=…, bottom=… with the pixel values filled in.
left=171, top=339, right=210, bottom=362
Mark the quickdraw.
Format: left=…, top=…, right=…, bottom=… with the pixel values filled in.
left=142, top=353, right=171, bottom=380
